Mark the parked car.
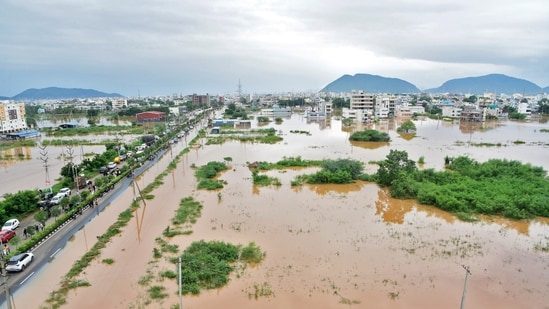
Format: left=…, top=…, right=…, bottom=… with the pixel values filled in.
left=58, top=187, right=71, bottom=197
left=37, top=200, right=52, bottom=210
left=107, top=162, right=117, bottom=169
left=99, top=166, right=109, bottom=175
left=1, top=219, right=20, bottom=231
left=50, top=194, right=65, bottom=205
left=6, top=252, right=34, bottom=272
left=0, top=230, right=15, bottom=243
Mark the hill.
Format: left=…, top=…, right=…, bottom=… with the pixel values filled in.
left=320, top=73, right=420, bottom=93
left=8, top=87, right=124, bottom=100
left=425, top=74, right=543, bottom=95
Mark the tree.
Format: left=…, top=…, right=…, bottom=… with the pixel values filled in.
left=8, top=235, right=20, bottom=249
left=50, top=205, right=63, bottom=218
left=397, top=120, right=417, bottom=133
left=332, top=98, right=349, bottom=109
left=538, top=98, right=549, bottom=114
left=376, top=150, right=417, bottom=186
left=463, top=95, right=478, bottom=103
left=60, top=162, right=79, bottom=180
left=87, top=109, right=100, bottom=117
left=34, top=210, right=48, bottom=227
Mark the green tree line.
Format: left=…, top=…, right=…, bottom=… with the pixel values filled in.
left=374, top=150, right=549, bottom=220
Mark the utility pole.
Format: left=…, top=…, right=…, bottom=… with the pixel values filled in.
left=178, top=256, right=182, bottom=309
left=460, top=265, right=472, bottom=309
left=39, top=144, right=52, bottom=194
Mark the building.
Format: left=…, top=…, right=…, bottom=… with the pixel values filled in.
left=136, top=111, right=166, bottom=123
left=395, top=106, right=413, bottom=118
left=192, top=94, right=210, bottom=106
left=459, top=107, right=484, bottom=122
left=0, top=101, right=28, bottom=133
left=346, top=91, right=375, bottom=121
left=260, top=104, right=292, bottom=116
left=442, top=106, right=463, bottom=119
left=111, top=99, right=127, bottom=110
left=4, top=130, right=41, bottom=140
left=376, top=95, right=397, bottom=117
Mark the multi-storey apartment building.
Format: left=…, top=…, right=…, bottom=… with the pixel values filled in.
left=0, top=101, right=28, bottom=133
left=343, top=91, right=375, bottom=121
left=376, top=95, right=397, bottom=117
left=192, top=94, right=210, bottom=106
left=111, top=98, right=127, bottom=110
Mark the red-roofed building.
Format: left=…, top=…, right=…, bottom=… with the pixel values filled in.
left=136, top=111, right=166, bottom=123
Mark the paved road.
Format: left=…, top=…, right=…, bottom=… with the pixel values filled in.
left=0, top=147, right=167, bottom=306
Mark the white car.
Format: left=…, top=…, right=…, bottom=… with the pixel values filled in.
left=107, top=162, right=117, bottom=169
left=50, top=194, right=65, bottom=205
left=58, top=187, right=71, bottom=197
left=2, top=219, right=20, bottom=231
left=6, top=252, right=34, bottom=272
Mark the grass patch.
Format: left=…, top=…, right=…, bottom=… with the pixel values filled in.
left=160, top=270, right=177, bottom=279
left=240, top=242, right=266, bottom=265
left=173, top=197, right=203, bottom=226
left=252, top=170, right=281, bottom=186
left=175, top=240, right=266, bottom=295
left=248, top=282, right=274, bottom=300
left=148, top=285, right=168, bottom=299
left=101, top=258, right=115, bottom=265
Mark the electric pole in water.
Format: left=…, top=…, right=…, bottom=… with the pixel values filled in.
left=460, top=265, right=472, bottom=309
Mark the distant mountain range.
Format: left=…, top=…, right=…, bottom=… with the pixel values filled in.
left=0, top=87, right=124, bottom=100
left=321, top=73, right=549, bottom=95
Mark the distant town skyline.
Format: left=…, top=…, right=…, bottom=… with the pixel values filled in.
left=1, top=0, right=548, bottom=97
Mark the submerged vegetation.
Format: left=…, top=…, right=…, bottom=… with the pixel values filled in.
left=349, top=129, right=391, bottom=142
left=250, top=151, right=548, bottom=221
left=205, top=127, right=283, bottom=144
left=194, top=161, right=229, bottom=190
left=176, top=240, right=265, bottom=295
left=374, top=149, right=549, bottom=220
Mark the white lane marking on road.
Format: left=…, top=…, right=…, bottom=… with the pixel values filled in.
left=50, top=247, right=61, bottom=258
left=20, top=272, right=35, bottom=285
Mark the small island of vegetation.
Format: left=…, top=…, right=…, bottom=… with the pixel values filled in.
left=349, top=129, right=391, bottom=142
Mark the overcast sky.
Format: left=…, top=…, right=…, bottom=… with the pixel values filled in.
left=1, top=0, right=548, bottom=97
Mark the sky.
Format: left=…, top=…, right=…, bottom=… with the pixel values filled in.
left=1, top=0, right=548, bottom=97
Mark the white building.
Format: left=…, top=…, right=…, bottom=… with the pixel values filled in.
left=441, top=106, right=462, bottom=118
left=111, top=98, right=127, bottom=110
left=0, top=101, right=28, bottom=133
left=343, top=91, right=375, bottom=121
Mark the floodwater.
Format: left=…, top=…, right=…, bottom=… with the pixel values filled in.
left=0, top=144, right=106, bottom=197
left=35, top=115, right=133, bottom=128
left=7, top=115, right=549, bottom=309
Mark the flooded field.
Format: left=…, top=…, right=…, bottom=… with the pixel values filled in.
left=0, top=144, right=106, bottom=196
left=7, top=116, right=549, bottom=308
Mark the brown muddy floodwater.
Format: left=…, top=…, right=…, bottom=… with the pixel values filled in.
left=0, top=144, right=107, bottom=196
left=8, top=116, right=549, bottom=309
